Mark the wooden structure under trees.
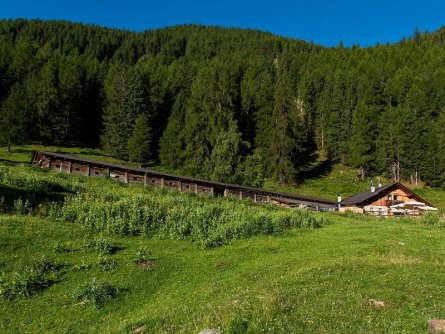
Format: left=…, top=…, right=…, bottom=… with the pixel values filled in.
left=31, top=151, right=335, bottom=211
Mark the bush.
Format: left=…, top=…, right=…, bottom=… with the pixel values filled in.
left=97, top=256, right=116, bottom=271
left=0, top=196, right=6, bottom=213
left=87, top=235, right=115, bottom=255
left=13, top=198, right=31, bottom=215
left=73, top=279, right=118, bottom=309
left=420, top=212, right=441, bottom=226
left=0, top=256, right=56, bottom=300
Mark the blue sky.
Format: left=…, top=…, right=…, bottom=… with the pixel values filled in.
left=1, top=0, right=445, bottom=46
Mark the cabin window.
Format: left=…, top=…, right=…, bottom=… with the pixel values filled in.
left=186, top=185, right=190, bottom=189
left=151, top=180, right=155, bottom=183
left=95, top=171, right=100, bottom=175
left=133, top=177, right=138, bottom=181
left=75, top=168, right=80, bottom=171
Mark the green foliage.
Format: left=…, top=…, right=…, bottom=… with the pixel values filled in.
left=13, top=198, right=31, bottom=215
left=96, top=256, right=117, bottom=272
left=62, top=188, right=324, bottom=248
left=0, top=83, right=32, bottom=151
left=0, top=164, right=83, bottom=193
left=420, top=212, right=441, bottom=226
left=206, top=121, right=244, bottom=184
left=73, top=279, right=118, bottom=309
left=101, top=65, right=148, bottom=159
left=0, top=256, right=56, bottom=300
left=2, top=19, right=445, bottom=186
left=128, top=114, right=152, bottom=165
left=87, top=236, right=115, bottom=255
left=349, top=102, right=378, bottom=179
left=0, top=196, right=6, bottom=214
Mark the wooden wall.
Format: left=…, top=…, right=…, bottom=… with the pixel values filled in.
left=34, top=152, right=334, bottom=211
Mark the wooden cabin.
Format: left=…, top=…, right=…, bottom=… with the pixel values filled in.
left=31, top=151, right=336, bottom=211
left=339, top=182, right=436, bottom=216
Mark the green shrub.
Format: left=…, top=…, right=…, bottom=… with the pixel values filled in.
left=13, top=198, right=31, bottom=215
left=0, top=256, right=56, bottom=300
left=420, top=212, right=441, bottom=226
left=97, top=256, right=116, bottom=271
left=0, top=196, right=6, bottom=213
left=73, top=279, right=118, bottom=309
left=87, top=236, right=115, bottom=255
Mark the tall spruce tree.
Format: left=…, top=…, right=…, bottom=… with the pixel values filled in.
left=128, top=114, right=152, bottom=166
left=349, top=101, right=378, bottom=179
left=205, top=120, right=244, bottom=184
left=0, top=83, right=31, bottom=152
left=101, top=65, right=147, bottom=159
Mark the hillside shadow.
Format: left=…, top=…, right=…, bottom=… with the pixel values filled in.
left=0, top=184, right=65, bottom=206
left=296, top=152, right=333, bottom=181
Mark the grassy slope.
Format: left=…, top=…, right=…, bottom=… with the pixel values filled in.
left=1, top=145, right=445, bottom=333
left=1, top=214, right=445, bottom=333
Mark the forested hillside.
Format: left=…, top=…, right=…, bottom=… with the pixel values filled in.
left=1, top=19, right=445, bottom=187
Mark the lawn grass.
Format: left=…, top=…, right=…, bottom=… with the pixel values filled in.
left=1, top=214, right=445, bottom=333
left=1, top=145, right=445, bottom=333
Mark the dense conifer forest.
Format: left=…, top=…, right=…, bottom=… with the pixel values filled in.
left=1, top=19, right=445, bottom=187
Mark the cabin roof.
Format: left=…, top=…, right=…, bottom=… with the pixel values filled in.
left=38, top=151, right=335, bottom=206
left=340, top=182, right=433, bottom=207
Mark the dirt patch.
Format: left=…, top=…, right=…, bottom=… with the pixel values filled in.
left=136, top=260, right=156, bottom=270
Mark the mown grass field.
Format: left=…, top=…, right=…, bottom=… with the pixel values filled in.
left=1, top=145, right=445, bottom=333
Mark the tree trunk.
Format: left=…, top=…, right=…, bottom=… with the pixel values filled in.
left=6, top=137, right=11, bottom=153
left=360, top=166, right=365, bottom=180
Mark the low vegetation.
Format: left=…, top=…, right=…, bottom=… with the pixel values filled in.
left=1, top=148, right=445, bottom=333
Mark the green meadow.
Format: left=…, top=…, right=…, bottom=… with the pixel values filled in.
left=1, top=146, right=445, bottom=333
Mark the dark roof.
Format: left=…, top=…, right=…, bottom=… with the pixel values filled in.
left=37, top=151, right=335, bottom=206
left=340, top=182, right=433, bottom=207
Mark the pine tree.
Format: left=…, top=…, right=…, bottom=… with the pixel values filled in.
left=159, top=92, right=187, bottom=169
left=128, top=114, right=152, bottom=166
left=205, top=120, right=244, bottom=184
left=349, top=101, right=377, bottom=179
left=0, top=83, right=31, bottom=152
left=101, top=65, right=147, bottom=158
left=267, top=74, right=306, bottom=184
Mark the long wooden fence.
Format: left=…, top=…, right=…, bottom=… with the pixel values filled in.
left=31, top=151, right=335, bottom=211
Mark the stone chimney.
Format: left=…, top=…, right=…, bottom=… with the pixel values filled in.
left=378, top=178, right=382, bottom=188
left=337, top=193, right=342, bottom=203
left=370, top=180, right=375, bottom=193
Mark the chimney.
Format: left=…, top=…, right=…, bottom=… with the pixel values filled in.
left=378, top=178, right=382, bottom=188
left=337, top=193, right=342, bottom=209
left=370, top=180, right=375, bottom=193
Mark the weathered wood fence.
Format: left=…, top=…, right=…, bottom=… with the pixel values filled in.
left=31, top=151, right=335, bottom=211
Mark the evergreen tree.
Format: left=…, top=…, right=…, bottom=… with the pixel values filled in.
left=101, top=65, right=147, bottom=158
left=0, top=84, right=31, bottom=152
left=128, top=114, right=152, bottom=166
left=349, top=101, right=378, bottom=179
left=205, top=120, right=244, bottom=184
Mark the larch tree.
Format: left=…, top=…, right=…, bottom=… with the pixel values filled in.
left=128, top=114, right=152, bottom=166
left=0, top=83, right=31, bottom=152
left=349, top=101, right=378, bottom=180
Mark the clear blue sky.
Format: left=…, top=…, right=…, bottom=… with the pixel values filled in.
left=1, top=0, right=445, bottom=47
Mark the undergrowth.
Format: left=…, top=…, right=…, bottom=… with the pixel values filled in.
left=0, top=164, right=327, bottom=248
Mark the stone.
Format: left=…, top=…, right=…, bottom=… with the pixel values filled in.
left=131, top=325, right=146, bottom=334
left=369, top=299, right=385, bottom=308
left=428, top=320, right=445, bottom=333
left=198, top=329, right=222, bottom=334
